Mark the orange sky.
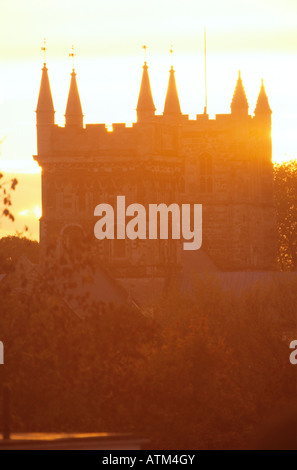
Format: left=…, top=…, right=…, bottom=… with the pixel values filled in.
left=0, top=0, right=297, bottom=239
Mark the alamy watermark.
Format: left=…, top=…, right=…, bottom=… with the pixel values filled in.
left=289, top=340, right=297, bottom=365
left=94, top=196, right=202, bottom=251
left=0, top=341, right=4, bottom=365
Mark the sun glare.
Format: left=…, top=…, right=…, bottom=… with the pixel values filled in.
left=19, top=206, right=41, bottom=219
left=34, top=206, right=42, bottom=218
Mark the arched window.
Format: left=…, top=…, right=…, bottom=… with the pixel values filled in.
left=62, top=225, right=84, bottom=254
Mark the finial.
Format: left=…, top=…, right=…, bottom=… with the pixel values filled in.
left=204, top=28, right=207, bottom=114
left=69, top=45, right=76, bottom=71
left=170, top=44, right=174, bottom=68
left=142, top=44, right=147, bottom=63
left=41, top=38, right=47, bottom=65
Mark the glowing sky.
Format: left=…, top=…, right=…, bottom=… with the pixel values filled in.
left=0, top=0, right=297, bottom=239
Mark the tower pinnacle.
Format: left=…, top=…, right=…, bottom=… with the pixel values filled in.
left=231, top=70, right=249, bottom=115
left=36, top=63, right=55, bottom=118
left=254, top=79, right=272, bottom=115
left=163, top=64, right=181, bottom=117
left=65, top=47, right=83, bottom=128
left=36, top=60, right=55, bottom=155
left=136, top=60, right=156, bottom=123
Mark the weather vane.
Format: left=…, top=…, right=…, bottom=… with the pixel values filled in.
left=41, top=38, right=47, bottom=64
left=170, top=44, right=174, bottom=66
left=69, top=45, right=76, bottom=69
left=142, top=44, right=147, bottom=62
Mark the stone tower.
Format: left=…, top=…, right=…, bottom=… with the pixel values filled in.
left=34, top=59, right=278, bottom=297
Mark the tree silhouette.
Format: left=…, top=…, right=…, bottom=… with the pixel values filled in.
left=0, top=172, right=18, bottom=222
left=0, top=235, right=39, bottom=272
left=0, top=277, right=295, bottom=449
left=274, top=160, right=297, bottom=270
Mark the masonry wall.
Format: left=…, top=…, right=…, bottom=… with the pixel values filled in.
left=36, top=109, right=278, bottom=280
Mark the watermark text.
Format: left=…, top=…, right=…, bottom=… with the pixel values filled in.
left=0, top=341, right=4, bottom=365
left=94, top=196, right=202, bottom=251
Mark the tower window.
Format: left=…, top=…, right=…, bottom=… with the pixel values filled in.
left=62, top=225, right=84, bottom=253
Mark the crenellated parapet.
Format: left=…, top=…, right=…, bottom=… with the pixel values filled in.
left=34, top=59, right=277, bottom=273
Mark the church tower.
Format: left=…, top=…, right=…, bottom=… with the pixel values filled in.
left=34, top=52, right=278, bottom=304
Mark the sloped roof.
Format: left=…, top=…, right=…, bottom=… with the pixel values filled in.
left=182, top=248, right=220, bottom=274
left=182, top=270, right=297, bottom=296
left=1, top=256, right=129, bottom=317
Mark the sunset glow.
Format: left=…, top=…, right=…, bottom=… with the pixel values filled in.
left=0, top=0, right=297, bottom=239
left=1, top=1, right=297, bottom=453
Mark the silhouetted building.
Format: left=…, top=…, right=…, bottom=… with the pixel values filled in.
left=34, top=60, right=277, bottom=300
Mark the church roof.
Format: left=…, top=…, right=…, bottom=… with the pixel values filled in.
left=1, top=256, right=129, bottom=318
left=65, top=69, right=83, bottom=126
left=36, top=63, right=55, bottom=113
left=231, top=71, right=249, bottom=113
left=183, top=269, right=297, bottom=298
left=136, top=62, right=156, bottom=113
left=163, top=66, right=181, bottom=115
left=254, top=79, right=272, bottom=115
